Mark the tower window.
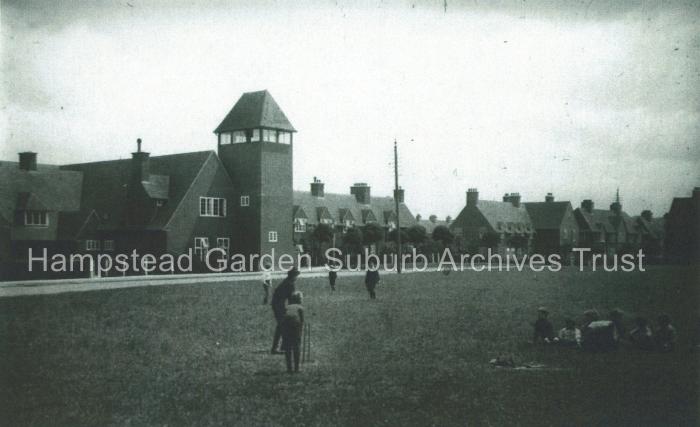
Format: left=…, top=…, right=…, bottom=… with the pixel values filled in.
left=278, top=132, right=291, bottom=144
left=240, top=195, right=250, bottom=207
left=251, top=129, right=260, bottom=142
left=262, top=129, right=277, bottom=142
left=233, top=130, right=246, bottom=143
left=268, top=231, right=278, bottom=242
left=220, top=132, right=232, bottom=145
left=200, top=197, right=227, bottom=217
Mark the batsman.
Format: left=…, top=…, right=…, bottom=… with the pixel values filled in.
left=270, top=268, right=299, bottom=354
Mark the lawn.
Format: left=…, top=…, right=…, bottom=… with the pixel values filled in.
left=1, top=266, right=698, bottom=426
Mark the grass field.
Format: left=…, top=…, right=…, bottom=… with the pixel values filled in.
left=1, top=266, right=698, bottom=426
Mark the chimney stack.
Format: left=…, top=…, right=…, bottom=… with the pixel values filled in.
left=350, top=183, right=371, bottom=204
left=393, top=187, right=405, bottom=203
left=545, top=193, right=554, bottom=203
left=18, top=152, right=37, bottom=171
left=466, top=188, right=479, bottom=206
left=131, top=138, right=150, bottom=184
left=504, top=192, right=521, bottom=207
left=310, top=177, right=325, bottom=197
left=581, top=199, right=594, bottom=213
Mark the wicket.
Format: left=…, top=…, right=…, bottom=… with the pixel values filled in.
left=301, top=322, right=311, bottom=364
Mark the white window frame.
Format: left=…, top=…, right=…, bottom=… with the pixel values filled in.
left=263, top=129, right=277, bottom=142
left=194, top=237, right=209, bottom=260
left=294, top=219, right=307, bottom=233
left=232, top=130, right=246, bottom=143
left=251, top=129, right=261, bottom=142
left=103, top=240, right=115, bottom=251
left=216, top=237, right=230, bottom=254
left=268, top=231, right=278, bottom=242
left=278, top=132, right=291, bottom=144
left=220, top=132, right=232, bottom=145
left=24, top=211, right=49, bottom=227
left=86, top=240, right=100, bottom=251
left=199, top=197, right=226, bottom=217
left=240, top=195, right=250, bottom=207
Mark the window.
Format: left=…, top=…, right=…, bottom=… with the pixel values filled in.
left=268, top=231, right=278, bottom=242
left=220, top=132, right=232, bottom=145
left=251, top=129, right=260, bottom=142
left=24, top=211, right=48, bottom=226
left=194, top=237, right=209, bottom=259
left=156, top=200, right=165, bottom=207
left=320, top=218, right=334, bottom=225
left=86, top=240, right=100, bottom=251
left=240, top=195, right=250, bottom=207
left=217, top=237, right=230, bottom=253
left=294, top=219, right=307, bottom=233
left=199, top=197, right=226, bottom=217
left=103, top=240, right=115, bottom=251
left=278, top=132, right=291, bottom=144
left=262, top=129, right=277, bottom=142
left=233, top=130, right=246, bottom=143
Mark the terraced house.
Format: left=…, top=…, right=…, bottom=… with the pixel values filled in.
left=573, top=191, right=640, bottom=257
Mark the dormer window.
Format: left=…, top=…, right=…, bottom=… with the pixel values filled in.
left=24, top=211, right=48, bottom=227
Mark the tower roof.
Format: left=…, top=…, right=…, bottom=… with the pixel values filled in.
left=214, top=90, right=296, bottom=133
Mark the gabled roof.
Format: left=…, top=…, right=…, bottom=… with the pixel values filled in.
left=293, top=206, right=308, bottom=220
left=61, top=151, right=215, bottom=229
left=338, top=208, right=355, bottom=222
left=0, top=161, right=83, bottom=224
left=16, top=192, right=48, bottom=211
left=361, top=208, right=377, bottom=223
left=214, top=90, right=296, bottom=133
left=524, top=201, right=572, bottom=230
left=57, top=210, right=100, bottom=240
left=293, top=191, right=416, bottom=228
left=475, top=200, right=532, bottom=231
left=575, top=208, right=637, bottom=234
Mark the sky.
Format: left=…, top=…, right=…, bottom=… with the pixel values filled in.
left=2, top=0, right=699, bottom=219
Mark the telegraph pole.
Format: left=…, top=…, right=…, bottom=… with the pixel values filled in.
left=394, top=139, right=402, bottom=273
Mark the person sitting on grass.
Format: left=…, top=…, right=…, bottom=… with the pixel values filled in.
left=365, top=259, right=380, bottom=300
left=533, top=307, right=555, bottom=344
left=581, top=309, right=618, bottom=352
left=609, top=309, right=627, bottom=341
left=629, top=316, right=655, bottom=351
left=281, top=291, right=305, bottom=373
left=558, top=318, right=581, bottom=347
left=654, top=313, right=676, bottom=352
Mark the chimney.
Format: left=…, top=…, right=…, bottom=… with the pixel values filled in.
left=416, top=214, right=422, bottom=221
left=506, top=192, right=521, bottom=208
left=310, top=176, right=324, bottom=197
left=545, top=193, right=554, bottom=203
left=350, top=183, right=371, bottom=204
left=429, top=215, right=437, bottom=223
left=445, top=215, right=452, bottom=224
left=466, top=188, right=479, bottom=206
left=393, top=187, right=405, bottom=203
left=581, top=199, right=594, bottom=213
left=131, top=138, right=150, bottom=184
left=641, top=210, right=653, bottom=222
left=18, top=152, right=37, bottom=171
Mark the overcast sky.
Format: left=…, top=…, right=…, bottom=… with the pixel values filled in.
left=2, top=0, right=699, bottom=218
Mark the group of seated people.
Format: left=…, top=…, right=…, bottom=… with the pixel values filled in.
left=533, top=307, right=677, bottom=352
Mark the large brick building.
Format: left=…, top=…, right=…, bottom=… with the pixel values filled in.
left=2, top=90, right=410, bottom=279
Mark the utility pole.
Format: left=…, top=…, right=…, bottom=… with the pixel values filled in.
left=394, top=139, right=402, bottom=273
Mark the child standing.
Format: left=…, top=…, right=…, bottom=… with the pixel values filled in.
left=533, top=307, right=555, bottom=344
left=365, top=259, right=380, bottom=300
left=327, top=262, right=338, bottom=291
left=281, top=291, right=305, bottom=373
left=558, top=318, right=581, bottom=347
left=261, top=262, right=272, bottom=305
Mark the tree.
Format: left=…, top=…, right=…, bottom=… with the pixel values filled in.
left=311, top=223, right=333, bottom=245
left=342, top=227, right=363, bottom=253
left=362, top=223, right=384, bottom=246
left=407, top=225, right=427, bottom=246
left=387, top=228, right=409, bottom=244
left=432, top=225, right=454, bottom=246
